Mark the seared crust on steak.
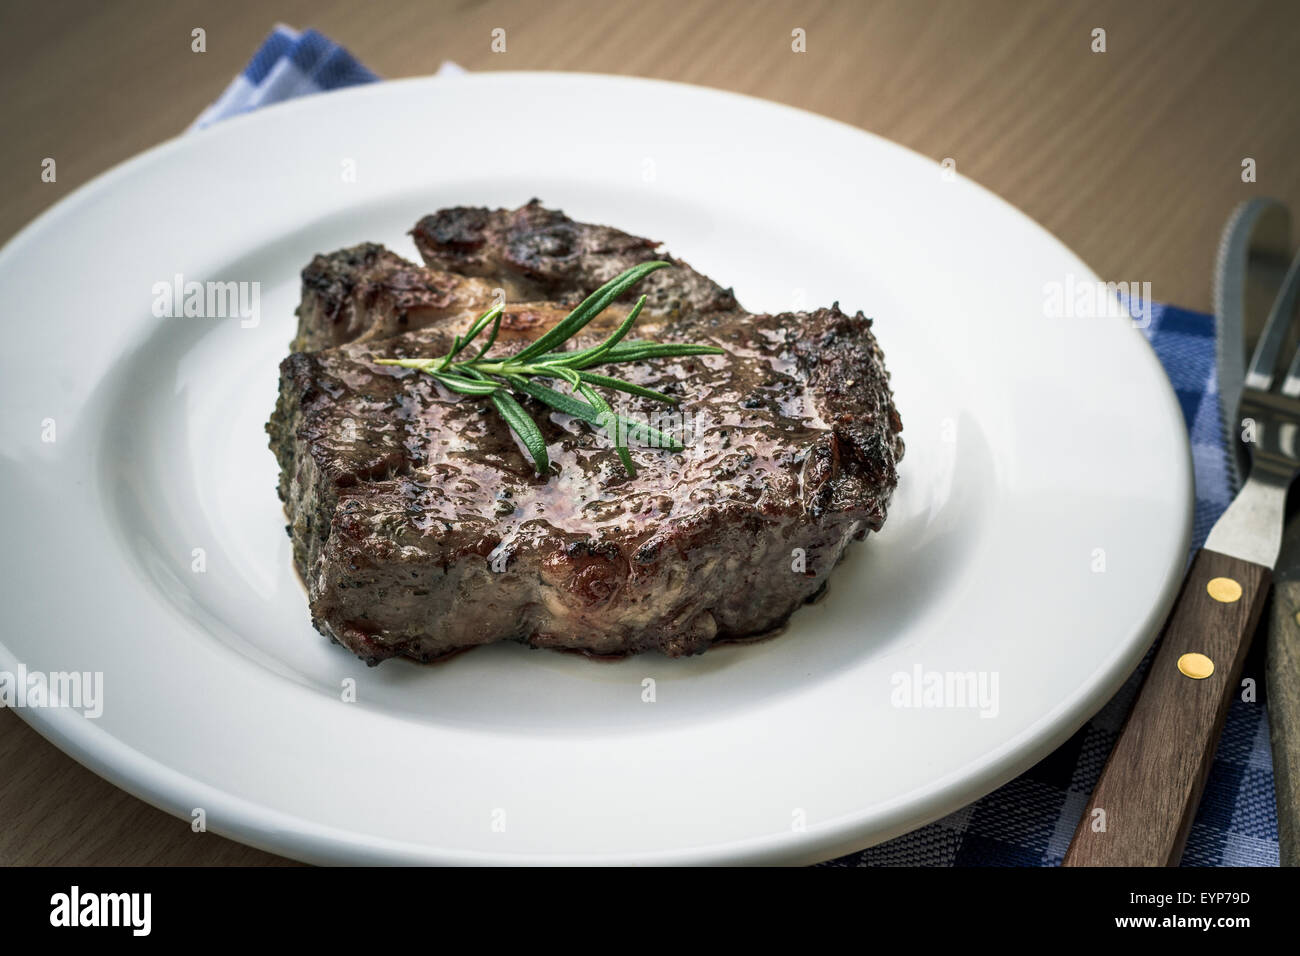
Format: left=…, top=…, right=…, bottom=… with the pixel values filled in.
left=412, top=198, right=738, bottom=318
left=293, top=242, right=503, bottom=353
left=269, top=202, right=902, bottom=664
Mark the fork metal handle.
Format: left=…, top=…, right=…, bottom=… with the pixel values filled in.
left=1063, top=548, right=1270, bottom=866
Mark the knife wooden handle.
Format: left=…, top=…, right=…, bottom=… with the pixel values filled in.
left=1267, top=578, right=1300, bottom=866
left=1063, top=548, right=1270, bottom=866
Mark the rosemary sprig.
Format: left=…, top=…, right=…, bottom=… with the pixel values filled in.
left=373, top=261, right=724, bottom=477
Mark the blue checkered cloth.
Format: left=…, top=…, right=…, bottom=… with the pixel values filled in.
left=192, top=25, right=385, bottom=130
left=209, top=31, right=1279, bottom=866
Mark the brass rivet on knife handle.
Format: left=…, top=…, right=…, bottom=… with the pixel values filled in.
left=1207, top=577, right=1242, bottom=602
left=1177, top=652, right=1215, bottom=679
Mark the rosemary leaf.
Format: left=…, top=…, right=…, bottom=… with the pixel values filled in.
left=466, top=306, right=504, bottom=362
left=554, top=295, right=646, bottom=369
left=619, top=417, right=685, bottom=452
left=510, top=378, right=683, bottom=451
left=429, top=372, right=501, bottom=396
left=577, top=381, right=635, bottom=477
left=510, top=261, right=669, bottom=363
left=575, top=370, right=678, bottom=404
left=440, top=303, right=504, bottom=370
left=587, top=342, right=725, bottom=364
left=489, top=389, right=550, bottom=474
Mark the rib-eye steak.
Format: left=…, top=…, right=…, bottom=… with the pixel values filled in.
left=267, top=201, right=903, bottom=664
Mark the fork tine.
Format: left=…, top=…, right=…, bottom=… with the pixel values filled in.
left=1250, top=246, right=1300, bottom=391
left=1268, top=248, right=1300, bottom=396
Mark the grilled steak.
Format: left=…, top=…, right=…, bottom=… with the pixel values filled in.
left=268, top=202, right=903, bottom=664
left=412, top=198, right=739, bottom=317
left=292, top=242, right=501, bottom=353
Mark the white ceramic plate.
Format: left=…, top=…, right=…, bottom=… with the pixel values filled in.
left=0, top=73, right=1191, bottom=865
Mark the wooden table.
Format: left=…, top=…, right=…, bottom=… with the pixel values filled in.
left=2, top=0, right=1298, bottom=865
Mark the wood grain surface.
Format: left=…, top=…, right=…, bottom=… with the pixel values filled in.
left=2, top=0, right=1299, bottom=865
left=1267, top=578, right=1300, bottom=867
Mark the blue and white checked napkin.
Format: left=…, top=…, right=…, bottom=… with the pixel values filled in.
left=190, top=25, right=461, bottom=130
left=206, top=29, right=1279, bottom=867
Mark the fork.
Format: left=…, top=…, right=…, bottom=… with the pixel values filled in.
left=1063, top=246, right=1300, bottom=866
